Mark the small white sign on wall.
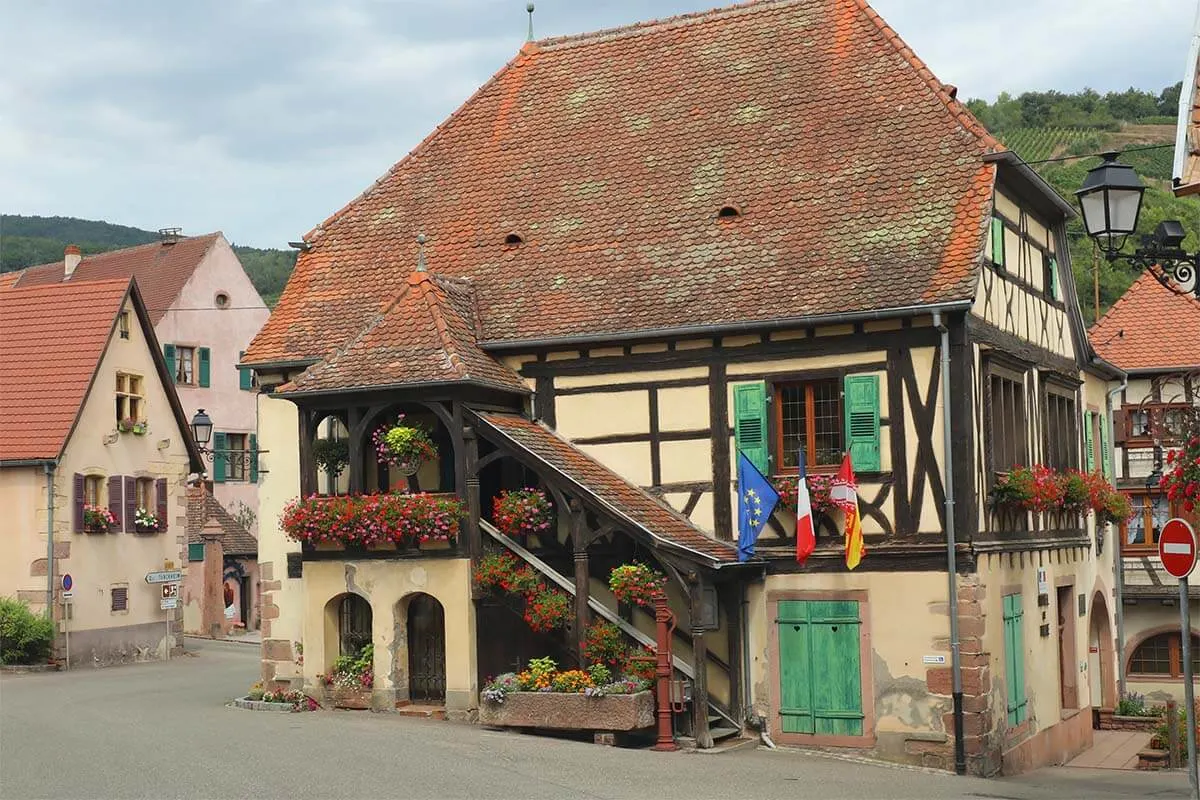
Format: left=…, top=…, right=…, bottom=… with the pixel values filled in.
left=1037, top=567, right=1049, bottom=595
left=922, top=655, right=946, bottom=665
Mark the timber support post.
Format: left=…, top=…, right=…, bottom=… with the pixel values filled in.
left=298, top=406, right=317, bottom=498
left=690, top=580, right=713, bottom=749
left=347, top=406, right=364, bottom=493
left=572, top=506, right=590, bottom=663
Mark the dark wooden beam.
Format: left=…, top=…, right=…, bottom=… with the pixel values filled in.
left=690, top=580, right=713, bottom=749
left=298, top=406, right=317, bottom=498
left=347, top=406, right=364, bottom=494
left=534, top=375, right=556, bottom=427
left=464, top=422, right=482, bottom=592
left=572, top=510, right=590, bottom=665
left=709, top=364, right=732, bottom=541
left=948, top=313, right=976, bottom=542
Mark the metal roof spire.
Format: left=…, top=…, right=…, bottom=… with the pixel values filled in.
left=526, top=3, right=535, bottom=42
left=416, top=233, right=427, bottom=272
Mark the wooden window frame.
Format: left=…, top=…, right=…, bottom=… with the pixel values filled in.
left=118, top=311, right=130, bottom=340
left=1123, top=402, right=1195, bottom=447
left=174, top=345, right=196, bottom=386
left=135, top=477, right=155, bottom=511
left=111, top=585, right=129, bottom=613
left=771, top=378, right=843, bottom=475
left=984, top=359, right=1028, bottom=481
left=1128, top=632, right=1200, bottom=679
left=1120, top=491, right=1180, bottom=553
left=84, top=475, right=104, bottom=507
left=1041, top=378, right=1079, bottom=471
left=115, top=372, right=145, bottom=423
left=225, top=432, right=249, bottom=482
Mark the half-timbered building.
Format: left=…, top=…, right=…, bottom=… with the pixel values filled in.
left=243, top=0, right=1121, bottom=775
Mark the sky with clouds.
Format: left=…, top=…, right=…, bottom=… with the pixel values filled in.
left=1, top=0, right=1196, bottom=248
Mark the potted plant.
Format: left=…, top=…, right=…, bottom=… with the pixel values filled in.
left=493, top=488, right=553, bottom=539
left=1163, top=434, right=1200, bottom=517
left=321, top=644, right=374, bottom=709
left=372, top=416, right=437, bottom=476
left=134, top=507, right=162, bottom=534
left=83, top=505, right=116, bottom=534
left=312, top=437, right=350, bottom=483
left=472, top=552, right=570, bottom=632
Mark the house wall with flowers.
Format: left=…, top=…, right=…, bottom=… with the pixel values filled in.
left=300, top=558, right=477, bottom=713
left=0, top=294, right=194, bottom=667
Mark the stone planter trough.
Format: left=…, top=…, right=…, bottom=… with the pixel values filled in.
left=328, top=686, right=372, bottom=710
left=479, top=691, right=654, bottom=733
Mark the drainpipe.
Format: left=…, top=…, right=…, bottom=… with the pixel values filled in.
left=44, top=462, right=56, bottom=613
left=1106, top=375, right=1129, bottom=697
left=933, top=311, right=965, bottom=775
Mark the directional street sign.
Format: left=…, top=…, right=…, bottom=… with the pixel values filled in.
left=145, top=570, right=182, bottom=585
left=1159, top=518, right=1198, bottom=579
left=160, top=597, right=178, bottom=610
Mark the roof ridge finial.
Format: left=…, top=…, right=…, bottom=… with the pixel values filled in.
left=416, top=232, right=427, bottom=273
left=526, top=3, right=535, bottom=42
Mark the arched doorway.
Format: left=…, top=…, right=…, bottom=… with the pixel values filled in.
left=339, top=594, right=372, bottom=656
left=1089, top=591, right=1116, bottom=710
left=407, top=594, right=446, bottom=703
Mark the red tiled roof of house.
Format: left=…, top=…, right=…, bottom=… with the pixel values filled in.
left=1090, top=271, right=1200, bottom=372
left=14, top=233, right=221, bottom=325
left=0, top=271, right=22, bottom=290
left=282, top=271, right=527, bottom=395
left=245, top=0, right=1000, bottom=369
left=475, top=411, right=738, bottom=563
left=187, top=487, right=257, bottom=556
left=0, top=279, right=131, bottom=461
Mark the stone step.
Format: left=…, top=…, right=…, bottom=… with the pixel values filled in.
left=395, top=703, right=446, bottom=720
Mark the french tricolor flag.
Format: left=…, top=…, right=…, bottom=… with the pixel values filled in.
left=795, top=449, right=815, bottom=564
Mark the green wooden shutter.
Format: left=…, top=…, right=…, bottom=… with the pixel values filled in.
left=733, top=382, right=770, bottom=474
left=1099, top=419, right=1110, bottom=480
left=164, top=344, right=176, bottom=382
left=198, top=347, right=211, bottom=388
left=1048, top=257, right=1059, bottom=300
left=991, top=217, right=1006, bottom=267
left=238, top=350, right=252, bottom=391
left=1084, top=412, right=1096, bottom=473
left=777, top=600, right=863, bottom=737
left=1003, top=594, right=1028, bottom=726
left=249, top=433, right=259, bottom=484
left=777, top=601, right=814, bottom=734
left=844, top=375, right=881, bottom=472
left=213, top=431, right=227, bottom=483
left=188, top=542, right=205, bottom=562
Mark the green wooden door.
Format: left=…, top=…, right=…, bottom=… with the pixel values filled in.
left=777, top=600, right=864, bottom=736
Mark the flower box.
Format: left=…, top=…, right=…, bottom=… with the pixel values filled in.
left=479, top=690, right=654, bottom=732
left=314, top=540, right=346, bottom=551
left=133, top=524, right=160, bottom=535
left=328, top=686, right=372, bottom=710
left=418, top=539, right=452, bottom=551
left=367, top=541, right=398, bottom=551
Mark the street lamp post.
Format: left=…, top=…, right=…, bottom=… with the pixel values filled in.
left=1076, top=152, right=1200, bottom=299
left=189, top=409, right=265, bottom=475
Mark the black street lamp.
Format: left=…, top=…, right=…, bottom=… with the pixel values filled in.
left=1076, top=152, right=1200, bottom=299
left=190, top=408, right=213, bottom=448
left=189, top=408, right=266, bottom=472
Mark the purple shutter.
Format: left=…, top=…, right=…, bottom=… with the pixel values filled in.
left=108, top=476, right=123, bottom=531
left=125, top=477, right=137, bottom=533
left=156, top=478, right=169, bottom=532
left=73, top=473, right=85, bottom=532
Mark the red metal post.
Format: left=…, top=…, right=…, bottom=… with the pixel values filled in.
left=652, top=593, right=677, bottom=752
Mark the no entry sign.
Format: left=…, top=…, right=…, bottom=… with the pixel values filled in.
left=1159, top=518, right=1198, bottom=579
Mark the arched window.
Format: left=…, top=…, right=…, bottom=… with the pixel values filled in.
left=1129, top=633, right=1200, bottom=677
left=338, top=595, right=372, bottom=656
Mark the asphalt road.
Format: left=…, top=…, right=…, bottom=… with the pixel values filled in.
left=0, top=639, right=1191, bottom=799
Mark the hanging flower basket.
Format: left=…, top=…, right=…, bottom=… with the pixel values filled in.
left=608, top=563, right=666, bottom=608
left=493, top=488, right=553, bottom=539
left=83, top=505, right=116, bottom=534
left=372, top=416, right=437, bottom=476
left=472, top=552, right=570, bottom=632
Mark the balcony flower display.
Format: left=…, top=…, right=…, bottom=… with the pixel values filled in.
left=473, top=551, right=571, bottom=632
left=281, top=492, right=463, bottom=548
left=493, top=488, right=553, bottom=539
left=991, top=465, right=1064, bottom=513
left=772, top=473, right=837, bottom=514
left=372, top=416, right=437, bottom=476
left=83, top=505, right=116, bottom=533
left=1163, top=435, right=1200, bottom=516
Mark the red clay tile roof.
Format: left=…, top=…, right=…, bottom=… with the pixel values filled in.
left=1090, top=271, right=1200, bottom=372
left=245, top=0, right=1000, bottom=368
left=187, top=488, right=257, bottom=556
left=283, top=271, right=527, bottom=395
left=0, top=279, right=130, bottom=461
left=14, top=234, right=221, bottom=325
left=475, top=411, right=738, bottom=564
left=0, top=271, right=22, bottom=290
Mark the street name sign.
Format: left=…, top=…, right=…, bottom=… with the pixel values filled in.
left=1159, top=518, right=1198, bottom=579
left=145, top=570, right=182, bottom=584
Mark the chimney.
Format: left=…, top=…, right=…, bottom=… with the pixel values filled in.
left=64, top=245, right=82, bottom=279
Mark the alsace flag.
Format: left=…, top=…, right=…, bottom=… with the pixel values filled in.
left=795, top=450, right=816, bottom=565
left=830, top=452, right=865, bottom=570
left=737, top=452, right=780, bottom=562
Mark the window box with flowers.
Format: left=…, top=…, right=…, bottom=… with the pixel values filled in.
left=479, top=656, right=654, bottom=734
left=133, top=507, right=162, bottom=534
left=117, top=417, right=147, bottom=436
left=83, top=505, right=116, bottom=534
left=771, top=473, right=840, bottom=535
left=372, top=417, right=438, bottom=477
left=281, top=492, right=464, bottom=551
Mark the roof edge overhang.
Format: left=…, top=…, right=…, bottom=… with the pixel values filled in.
left=0, top=458, right=58, bottom=468
left=1173, top=3, right=1200, bottom=193
left=241, top=358, right=320, bottom=372
left=478, top=300, right=974, bottom=352
left=984, top=151, right=1078, bottom=220
left=1122, top=364, right=1200, bottom=376
left=277, top=377, right=531, bottom=400
left=1085, top=355, right=1127, bottom=381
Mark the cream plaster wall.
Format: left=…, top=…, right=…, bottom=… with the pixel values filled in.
left=725, top=351, right=886, bottom=377
left=659, top=438, right=714, bottom=484
left=578, top=442, right=652, bottom=487
left=554, top=367, right=708, bottom=389
left=556, top=390, right=648, bottom=438
left=153, top=235, right=269, bottom=529
left=301, top=558, right=477, bottom=711
left=257, top=392, right=303, bottom=682
left=0, top=467, right=51, bottom=614
left=658, top=385, right=709, bottom=431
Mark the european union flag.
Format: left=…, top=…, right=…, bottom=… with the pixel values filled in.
left=737, top=451, right=780, bottom=562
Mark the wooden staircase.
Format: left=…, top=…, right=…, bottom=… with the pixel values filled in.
left=481, top=521, right=742, bottom=745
